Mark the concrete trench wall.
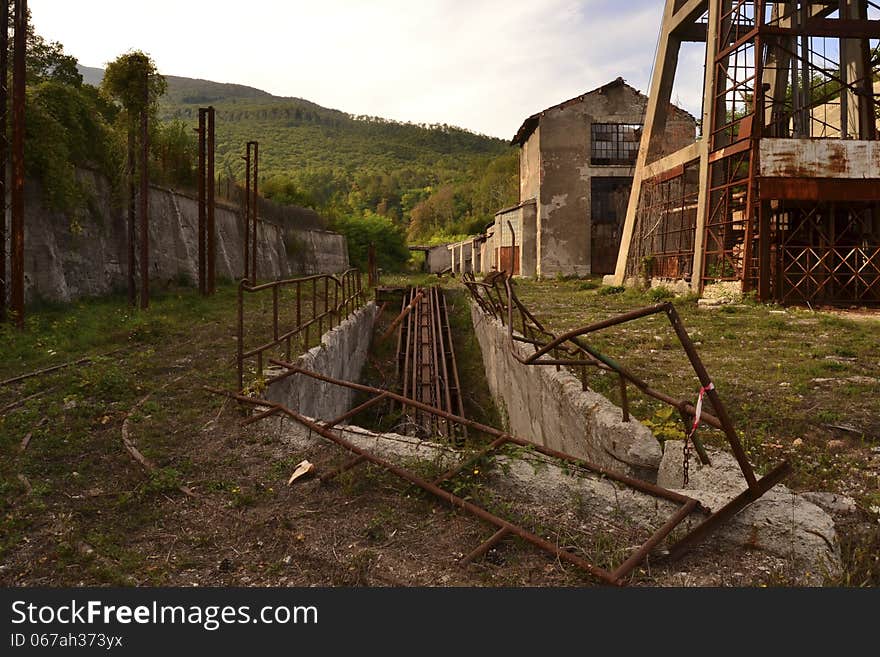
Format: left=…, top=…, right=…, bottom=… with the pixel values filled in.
left=470, top=301, right=662, bottom=480
left=266, top=302, right=378, bottom=421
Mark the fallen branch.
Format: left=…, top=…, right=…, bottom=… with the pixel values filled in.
left=19, top=416, right=48, bottom=452
left=1, top=388, right=54, bottom=415
left=0, top=348, right=126, bottom=388
left=17, top=474, right=32, bottom=495
left=120, top=375, right=198, bottom=499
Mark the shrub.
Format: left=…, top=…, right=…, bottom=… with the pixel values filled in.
left=331, top=211, right=410, bottom=272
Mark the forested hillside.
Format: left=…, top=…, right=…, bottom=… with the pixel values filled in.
left=77, top=64, right=519, bottom=259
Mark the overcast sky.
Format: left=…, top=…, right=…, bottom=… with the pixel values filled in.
left=28, top=0, right=704, bottom=140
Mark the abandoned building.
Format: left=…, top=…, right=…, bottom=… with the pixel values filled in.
left=442, top=78, right=697, bottom=278
left=612, top=0, right=880, bottom=306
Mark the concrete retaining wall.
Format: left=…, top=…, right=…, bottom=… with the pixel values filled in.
left=470, top=302, right=662, bottom=480
left=12, top=171, right=349, bottom=303
left=266, top=302, right=378, bottom=420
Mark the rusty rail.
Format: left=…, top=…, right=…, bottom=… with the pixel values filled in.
left=236, top=269, right=365, bottom=391
left=393, top=286, right=466, bottom=442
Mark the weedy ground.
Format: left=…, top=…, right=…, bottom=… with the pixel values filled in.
left=0, top=274, right=877, bottom=586
left=509, top=276, right=880, bottom=585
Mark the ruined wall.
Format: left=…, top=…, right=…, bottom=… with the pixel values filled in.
left=15, top=171, right=349, bottom=303
left=266, top=302, right=378, bottom=420
left=470, top=302, right=662, bottom=480
left=424, top=244, right=452, bottom=274
left=531, top=85, right=695, bottom=278
left=520, top=128, right=541, bottom=201
left=536, top=84, right=646, bottom=277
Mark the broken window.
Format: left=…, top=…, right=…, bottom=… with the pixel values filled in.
left=590, top=123, right=642, bottom=166
left=591, top=177, right=633, bottom=225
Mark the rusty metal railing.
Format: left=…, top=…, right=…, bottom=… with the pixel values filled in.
left=210, top=365, right=706, bottom=585
left=462, top=271, right=791, bottom=559
left=236, top=269, right=365, bottom=391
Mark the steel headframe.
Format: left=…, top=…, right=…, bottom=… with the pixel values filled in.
left=614, top=0, right=880, bottom=306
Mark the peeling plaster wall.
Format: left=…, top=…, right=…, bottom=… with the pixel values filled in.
left=15, top=172, right=348, bottom=303
left=529, top=84, right=695, bottom=278
left=266, top=302, right=378, bottom=420
left=520, top=127, right=541, bottom=201
left=470, top=301, right=662, bottom=480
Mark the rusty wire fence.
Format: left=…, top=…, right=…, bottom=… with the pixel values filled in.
left=236, top=269, right=365, bottom=391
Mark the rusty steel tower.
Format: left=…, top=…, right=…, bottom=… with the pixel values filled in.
left=614, top=1, right=880, bottom=305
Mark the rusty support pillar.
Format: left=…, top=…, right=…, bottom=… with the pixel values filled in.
left=127, top=130, right=136, bottom=306
left=139, top=72, right=149, bottom=310
left=197, top=108, right=206, bottom=295
left=0, top=0, right=7, bottom=323
left=10, top=0, right=25, bottom=328
left=251, top=141, right=258, bottom=283
left=242, top=144, right=251, bottom=280
left=207, top=106, right=216, bottom=294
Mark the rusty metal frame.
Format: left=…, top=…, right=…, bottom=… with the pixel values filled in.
left=215, top=365, right=706, bottom=586
left=462, top=271, right=792, bottom=556
left=393, top=286, right=466, bottom=441
left=236, top=269, right=365, bottom=391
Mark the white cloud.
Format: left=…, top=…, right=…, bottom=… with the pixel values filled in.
left=29, top=0, right=703, bottom=139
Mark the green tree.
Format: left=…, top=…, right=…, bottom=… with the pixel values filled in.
left=101, top=50, right=167, bottom=120
left=332, top=211, right=409, bottom=272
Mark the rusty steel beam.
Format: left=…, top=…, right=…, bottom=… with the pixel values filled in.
left=667, top=460, right=792, bottom=561
left=10, top=0, right=25, bottom=328
left=380, top=288, right=424, bottom=342
left=139, top=71, right=149, bottom=310
left=127, top=130, right=136, bottom=307
left=197, top=109, right=206, bottom=295
left=0, top=0, right=7, bottom=323
left=207, top=106, right=216, bottom=295
left=461, top=528, right=509, bottom=565
left=216, top=387, right=623, bottom=585
left=242, top=144, right=251, bottom=280
left=251, top=141, right=258, bottom=283
left=266, top=362, right=699, bottom=507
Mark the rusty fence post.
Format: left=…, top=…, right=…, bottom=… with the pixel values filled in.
left=0, top=0, right=7, bottom=323
left=237, top=280, right=245, bottom=391
left=10, top=0, right=26, bottom=328
left=251, top=141, right=258, bottom=283
left=139, top=70, right=150, bottom=310
left=127, top=129, right=136, bottom=307
left=242, top=144, right=251, bottom=280
left=197, top=108, right=206, bottom=295
left=207, top=106, right=216, bottom=294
